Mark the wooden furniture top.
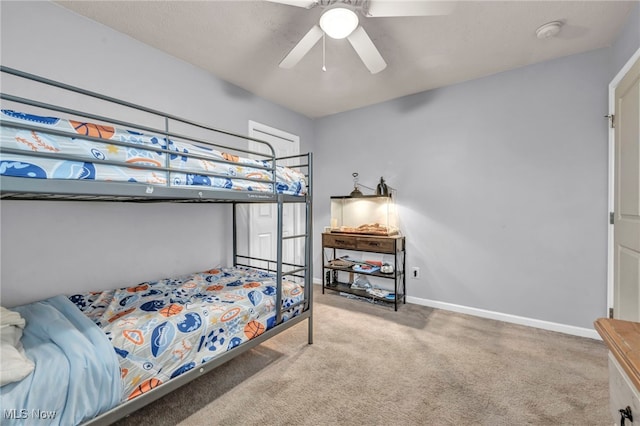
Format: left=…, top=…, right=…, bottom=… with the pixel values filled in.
left=595, top=318, right=640, bottom=391
left=324, top=232, right=404, bottom=239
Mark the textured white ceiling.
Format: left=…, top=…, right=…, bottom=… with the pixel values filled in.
left=56, top=0, right=636, bottom=118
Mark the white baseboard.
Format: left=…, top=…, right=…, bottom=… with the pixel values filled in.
left=407, top=296, right=600, bottom=340
left=313, top=278, right=599, bottom=340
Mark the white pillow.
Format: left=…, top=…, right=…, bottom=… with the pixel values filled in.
left=0, top=307, right=34, bottom=386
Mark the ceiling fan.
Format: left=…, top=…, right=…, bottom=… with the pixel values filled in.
left=268, top=0, right=454, bottom=74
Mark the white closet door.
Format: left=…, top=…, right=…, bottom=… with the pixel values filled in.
left=247, top=121, right=301, bottom=272
left=614, top=55, right=640, bottom=320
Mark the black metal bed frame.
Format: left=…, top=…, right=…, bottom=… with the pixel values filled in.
left=0, top=66, right=313, bottom=425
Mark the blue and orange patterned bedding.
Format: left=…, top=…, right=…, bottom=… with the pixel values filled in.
left=0, top=110, right=306, bottom=196
left=69, top=267, right=304, bottom=402
left=1, top=267, right=304, bottom=425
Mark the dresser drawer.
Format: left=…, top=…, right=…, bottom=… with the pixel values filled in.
left=356, top=237, right=396, bottom=253
left=323, top=234, right=356, bottom=249
left=609, top=352, right=640, bottom=425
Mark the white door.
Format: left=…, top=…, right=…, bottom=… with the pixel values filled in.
left=247, top=121, right=301, bottom=272
left=613, top=54, right=640, bottom=321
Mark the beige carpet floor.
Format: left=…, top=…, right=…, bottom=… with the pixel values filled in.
left=115, top=286, right=610, bottom=425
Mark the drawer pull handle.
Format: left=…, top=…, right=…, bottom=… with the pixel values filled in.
left=620, top=406, right=633, bottom=425
left=336, top=240, right=347, bottom=244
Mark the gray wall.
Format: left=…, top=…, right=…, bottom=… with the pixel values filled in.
left=0, top=1, right=314, bottom=306
left=314, top=46, right=631, bottom=330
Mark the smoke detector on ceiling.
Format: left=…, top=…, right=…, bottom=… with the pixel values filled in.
left=536, top=21, right=563, bottom=39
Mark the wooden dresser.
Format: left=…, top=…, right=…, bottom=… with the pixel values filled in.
left=322, top=232, right=406, bottom=310
left=595, top=318, right=640, bottom=425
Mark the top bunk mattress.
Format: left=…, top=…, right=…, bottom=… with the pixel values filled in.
left=0, top=109, right=307, bottom=197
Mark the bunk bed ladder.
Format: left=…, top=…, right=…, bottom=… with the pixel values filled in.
left=232, top=152, right=313, bottom=344
left=275, top=153, right=313, bottom=344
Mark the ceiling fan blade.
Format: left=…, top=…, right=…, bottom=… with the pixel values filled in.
left=265, top=0, right=317, bottom=8
left=347, top=26, right=387, bottom=74
left=279, top=25, right=323, bottom=69
left=364, top=0, right=455, bottom=17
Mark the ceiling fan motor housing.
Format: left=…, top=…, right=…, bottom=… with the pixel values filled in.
left=317, top=0, right=370, bottom=15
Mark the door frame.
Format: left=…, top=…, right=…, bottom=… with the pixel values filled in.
left=607, top=46, right=640, bottom=315
left=248, top=120, right=300, bottom=156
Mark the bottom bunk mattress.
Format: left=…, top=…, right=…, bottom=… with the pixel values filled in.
left=0, top=267, right=305, bottom=425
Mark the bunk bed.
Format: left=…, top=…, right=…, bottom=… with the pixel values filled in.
left=0, top=66, right=313, bottom=426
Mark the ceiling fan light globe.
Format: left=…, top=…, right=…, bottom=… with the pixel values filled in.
left=320, top=7, right=359, bottom=39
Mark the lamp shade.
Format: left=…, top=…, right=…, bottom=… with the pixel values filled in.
left=319, top=8, right=359, bottom=39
